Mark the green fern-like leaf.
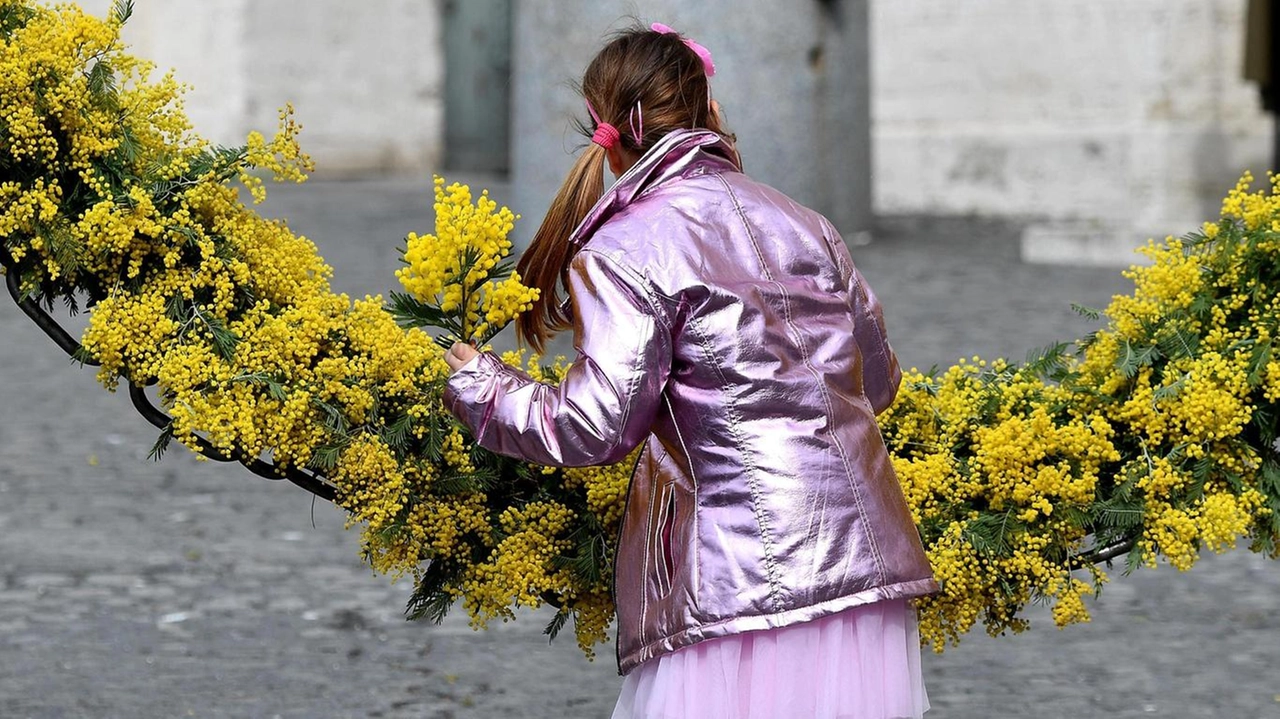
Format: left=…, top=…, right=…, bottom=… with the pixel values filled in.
left=1115, top=339, right=1160, bottom=379
left=1152, top=375, right=1186, bottom=401
left=1090, top=501, right=1145, bottom=529
left=201, top=313, right=239, bottom=361
left=311, top=398, right=349, bottom=435
left=432, top=468, right=499, bottom=495
left=147, top=423, right=174, bottom=461
left=1071, top=303, right=1101, bottom=321
left=86, top=59, right=116, bottom=98
left=1024, top=341, right=1071, bottom=379
left=1155, top=326, right=1200, bottom=361
left=382, top=413, right=414, bottom=452
left=543, top=608, right=571, bottom=641
left=1123, top=541, right=1146, bottom=575
left=1247, top=340, right=1273, bottom=387
left=962, top=511, right=1021, bottom=558
left=307, top=444, right=343, bottom=472
left=405, top=562, right=460, bottom=624
left=111, top=0, right=135, bottom=25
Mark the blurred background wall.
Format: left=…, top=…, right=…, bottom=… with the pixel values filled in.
left=75, top=0, right=1273, bottom=265
left=873, top=1, right=1270, bottom=264
left=78, top=0, right=446, bottom=174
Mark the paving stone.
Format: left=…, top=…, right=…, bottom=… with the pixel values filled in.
left=1, top=179, right=1276, bottom=718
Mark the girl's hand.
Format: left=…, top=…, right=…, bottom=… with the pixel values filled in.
left=445, top=341, right=479, bottom=372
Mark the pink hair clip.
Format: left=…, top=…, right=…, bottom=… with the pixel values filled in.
left=651, top=22, right=716, bottom=78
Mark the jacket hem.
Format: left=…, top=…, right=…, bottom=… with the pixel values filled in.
left=617, top=576, right=941, bottom=675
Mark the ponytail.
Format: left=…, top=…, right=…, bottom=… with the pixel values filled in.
left=516, top=24, right=725, bottom=352
left=516, top=143, right=607, bottom=353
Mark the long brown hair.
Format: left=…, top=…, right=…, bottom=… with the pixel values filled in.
left=516, top=25, right=731, bottom=353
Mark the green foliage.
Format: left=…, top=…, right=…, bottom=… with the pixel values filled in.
left=1114, top=338, right=1160, bottom=379
left=1024, top=341, right=1072, bottom=381
left=147, top=423, right=174, bottom=461
left=1071, top=303, right=1101, bottom=321
left=405, top=561, right=461, bottom=623
left=110, top=0, right=133, bottom=25
left=543, top=607, right=571, bottom=641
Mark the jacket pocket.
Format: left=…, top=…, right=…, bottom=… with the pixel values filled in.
left=653, top=481, right=679, bottom=596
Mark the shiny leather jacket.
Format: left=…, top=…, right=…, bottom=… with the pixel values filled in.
left=445, top=129, right=938, bottom=674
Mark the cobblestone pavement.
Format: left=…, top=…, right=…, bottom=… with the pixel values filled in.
left=2, top=178, right=1278, bottom=719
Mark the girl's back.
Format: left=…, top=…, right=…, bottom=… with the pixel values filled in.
left=557, top=130, right=934, bottom=673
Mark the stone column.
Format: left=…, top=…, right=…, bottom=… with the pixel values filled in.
left=510, top=0, right=872, bottom=246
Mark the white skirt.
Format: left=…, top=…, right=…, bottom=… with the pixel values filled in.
left=610, top=598, right=929, bottom=719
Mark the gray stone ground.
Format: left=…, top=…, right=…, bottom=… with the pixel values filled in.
left=2, top=177, right=1278, bottom=719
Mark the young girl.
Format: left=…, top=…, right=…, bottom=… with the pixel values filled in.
left=443, top=24, right=937, bottom=719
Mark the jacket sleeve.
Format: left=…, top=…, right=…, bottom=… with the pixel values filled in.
left=822, top=220, right=903, bottom=415
left=849, top=262, right=902, bottom=414
left=442, top=248, right=672, bottom=467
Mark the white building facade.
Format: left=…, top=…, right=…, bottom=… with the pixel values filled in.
left=871, top=0, right=1270, bottom=263
left=80, top=0, right=1272, bottom=264
left=80, top=0, right=445, bottom=174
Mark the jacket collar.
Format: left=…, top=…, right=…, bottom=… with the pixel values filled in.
left=568, top=128, right=740, bottom=247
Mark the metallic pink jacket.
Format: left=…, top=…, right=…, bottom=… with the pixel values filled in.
left=445, top=129, right=938, bottom=674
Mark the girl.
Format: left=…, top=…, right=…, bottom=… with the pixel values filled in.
left=443, top=24, right=937, bottom=719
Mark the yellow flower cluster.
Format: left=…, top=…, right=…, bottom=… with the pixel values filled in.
left=1220, top=171, right=1270, bottom=230
left=240, top=104, right=314, bottom=204
left=885, top=170, right=1280, bottom=651
left=465, top=350, right=630, bottom=654
left=395, top=177, right=536, bottom=343
left=0, top=1, right=516, bottom=636
left=563, top=462, right=632, bottom=530
left=460, top=501, right=576, bottom=618
left=0, top=2, right=122, bottom=167
left=404, top=493, right=492, bottom=567
left=884, top=361, right=1118, bottom=649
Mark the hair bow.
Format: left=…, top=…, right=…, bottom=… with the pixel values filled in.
left=651, top=22, right=716, bottom=78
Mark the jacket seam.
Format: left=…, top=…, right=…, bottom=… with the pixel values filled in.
left=797, top=288, right=888, bottom=584
left=713, top=173, right=774, bottom=282
left=823, top=217, right=892, bottom=391
left=716, top=174, right=888, bottom=587
left=786, top=276, right=888, bottom=583
left=686, top=314, right=786, bottom=610
left=821, top=224, right=891, bottom=580
left=572, top=249, right=666, bottom=462
left=575, top=247, right=673, bottom=331
left=850, top=269, right=894, bottom=403
left=707, top=173, right=789, bottom=611
left=613, top=437, right=650, bottom=673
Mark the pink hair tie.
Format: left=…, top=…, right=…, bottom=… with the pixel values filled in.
left=651, top=22, right=716, bottom=77
left=585, top=98, right=621, bottom=149
left=591, top=122, right=621, bottom=150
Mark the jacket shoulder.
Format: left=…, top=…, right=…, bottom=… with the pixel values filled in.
left=579, top=171, right=740, bottom=274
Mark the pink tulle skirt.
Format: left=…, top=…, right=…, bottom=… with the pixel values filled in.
left=610, top=598, right=929, bottom=719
